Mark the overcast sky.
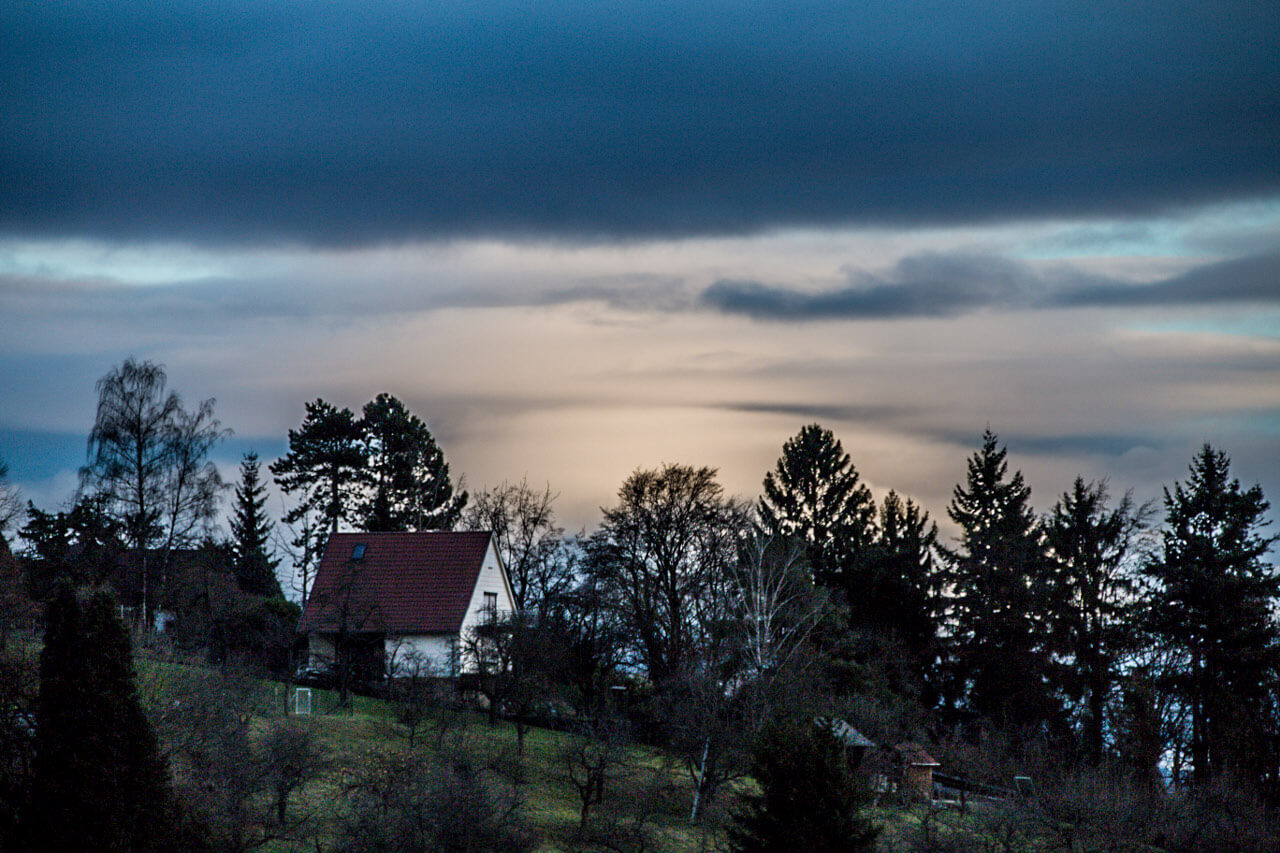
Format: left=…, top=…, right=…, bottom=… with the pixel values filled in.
left=2, top=1, right=1278, bottom=539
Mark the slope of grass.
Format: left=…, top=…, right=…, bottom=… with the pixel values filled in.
left=237, top=686, right=717, bottom=852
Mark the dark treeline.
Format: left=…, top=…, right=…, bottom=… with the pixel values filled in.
left=1, top=357, right=1278, bottom=850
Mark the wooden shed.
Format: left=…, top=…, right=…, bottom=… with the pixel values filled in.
left=894, top=742, right=940, bottom=801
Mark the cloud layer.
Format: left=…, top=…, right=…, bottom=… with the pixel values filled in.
left=3, top=1, right=1278, bottom=245
left=702, top=251, right=1280, bottom=320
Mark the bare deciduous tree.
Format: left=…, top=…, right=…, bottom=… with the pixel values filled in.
left=586, top=464, right=749, bottom=683
left=80, top=358, right=229, bottom=629
left=258, top=722, right=327, bottom=828
left=562, top=720, right=630, bottom=830
left=463, top=478, right=569, bottom=613
left=728, top=532, right=825, bottom=680
left=336, top=748, right=535, bottom=853
left=0, top=459, right=21, bottom=538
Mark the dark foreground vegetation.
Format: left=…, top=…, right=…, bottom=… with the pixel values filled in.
left=0, top=357, right=1278, bottom=850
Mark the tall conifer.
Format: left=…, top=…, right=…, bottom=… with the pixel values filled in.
left=728, top=718, right=878, bottom=852
left=359, top=393, right=466, bottom=531
left=27, top=588, right=183, bottom=851
left=270, top=399, right=367, bottom=535
left=1044, top=478, right=1150, bottom=764
left=943, top=430, right=1058, bottom=733
left=760, top=424, right=877, bottom=590
left=1144, top=445, right=1279, bottom=787
left=230, top=452, right=282, bottom=597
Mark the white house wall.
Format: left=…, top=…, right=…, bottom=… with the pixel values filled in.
left=459, top=540, right=516, bottom=636
left=308, top=634, right=336, bottom=669
left=454, top=541, right=517, bottom=672
left=385, top=634, right=457, bottom=676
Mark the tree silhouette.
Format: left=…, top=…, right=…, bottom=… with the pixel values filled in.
left=1044, top=477, right=1151, bottom=764
left=728, top=718, right=878, bottom=852
left=26, top=587, right=193, bottom=851
left=81, top=357, right=228, bottom=628
left=759, top=424, right=876, bottom=591
left=359, top=393, right=465, bottom=531
left=462, top=478, right=564, bottom=612
left=1144, top=444, right=1279, bottom=788
left=271, top=399, right=366, bottom=536
left=943, top=430, right=1058, bottom=734
left=229, top=452, right=282, bottom=597
left=587, top=464, right=748, bottom=683
left=0, top=458, right=21, bottom=537
left=859, top=491, right=943, bottom=701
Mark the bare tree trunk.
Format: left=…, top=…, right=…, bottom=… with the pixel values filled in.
left=690, top=737, right=711, bottom=822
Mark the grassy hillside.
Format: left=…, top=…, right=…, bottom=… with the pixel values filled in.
left=136, top=660, right=730, bottom=852
left=264, top=707, right=714, bottom=853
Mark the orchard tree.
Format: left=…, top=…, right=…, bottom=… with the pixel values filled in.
left=759, top=424, right=876, bottom=590
left=943, top=430, right=1058, bottom=734
left=462, top=478, right=566, bottom=612
left=270, top=399, right=366, bottom=536
left=1143, top=445, right=1280, bottom=788
left=229, top=452, right=281, bottom=598
left=1044, top=477, right=1152, bottom=765
left=359, top=393, right=465, bottom=531
left=80, top=357, right=228, bottom=628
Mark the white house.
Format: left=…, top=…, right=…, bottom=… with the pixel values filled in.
left=298, top=531, right=516, bottom=679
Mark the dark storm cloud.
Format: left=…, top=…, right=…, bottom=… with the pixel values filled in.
left=716, top=401, right=912, bottom=423
left=1053, top=252, right=1280, bottom=308
left=701, top=251, right=1280, bottom=320
left=928, top=429, right=1165, bottom=458
left=704, top=253, right=1047, bottom=319
left=2, top=1, right=1278, bottom=245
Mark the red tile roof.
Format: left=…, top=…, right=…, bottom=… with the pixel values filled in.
left=299, top=531, right=494, bottom=635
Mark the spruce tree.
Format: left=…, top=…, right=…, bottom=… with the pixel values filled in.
left=943, top=430, right=1058, bottom=733
left=230, top=452, right=282, bottom=597
left=1044, top=478, right=1150, bottom=765
left=860, top=491, right=943, bottom=700
left=728, top=718, right=879, bottom=852
left=27, top=587, right=184, bottom=852
left=1143, top=444, right=1279, bottom=788
left=760, top=424, right=877, bottom=590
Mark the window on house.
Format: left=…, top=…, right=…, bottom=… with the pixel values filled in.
left=483, top=591, right=498, bottom=617
left=351, top=543, right=366, bottom=560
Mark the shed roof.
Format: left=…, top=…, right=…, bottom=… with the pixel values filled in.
left=894, top=742, right=940, bottom=767
left=298, top=531, right=495, bottom=635
left=822, top=718, right=875, bottom=749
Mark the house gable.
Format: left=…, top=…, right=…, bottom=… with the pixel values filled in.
left=299, top=531, right=512, bottom=637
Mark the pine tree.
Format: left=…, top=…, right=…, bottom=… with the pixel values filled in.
left=230, top=452, right=282, bottom=597
left=943, top=430, right=1058, bottom=733
left=760, top=424, right=877, bottom=590
left=26, top=587, right=188, bottom=851
left=270, top=399, right=367, bottom=535
left=728, top=718, right=879, bottom=852
left=359, top=393, right=466, bottom=531
left=1143, top=445, right=1279, bottom=788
